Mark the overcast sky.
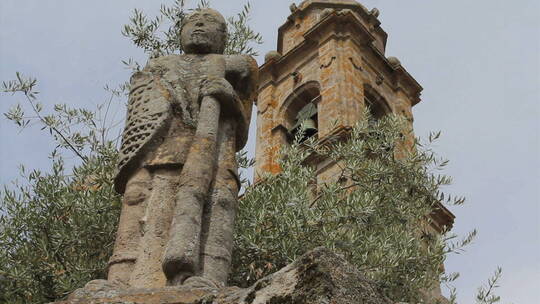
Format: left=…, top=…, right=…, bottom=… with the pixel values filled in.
left=1, top=1, right=538, bottom=303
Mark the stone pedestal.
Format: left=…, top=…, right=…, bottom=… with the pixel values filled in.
left=56, top=247, right=391, bottom=304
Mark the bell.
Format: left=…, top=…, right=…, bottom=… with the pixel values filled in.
left=302, top=118, right=318, bottom=137
left=290, top=118, right=318, bottom=139
left=289, top=102, right=318, bottom=140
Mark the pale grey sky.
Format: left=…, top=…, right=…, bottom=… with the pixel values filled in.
left=1, top=1, right=538, bottom=303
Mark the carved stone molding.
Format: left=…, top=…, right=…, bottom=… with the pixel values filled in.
left=349, top=57, right=363, bottom=71
left=320, top=56, right=336, bottom=69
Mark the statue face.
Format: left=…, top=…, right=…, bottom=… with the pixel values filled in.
left=181, top=9, right=227, bottom=54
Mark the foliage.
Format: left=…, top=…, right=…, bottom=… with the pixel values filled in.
left=231, top=112, right=470, bottom=302
left=475, top=267, right=503, bottom=304
left=1, top=74, right=121, bottom=303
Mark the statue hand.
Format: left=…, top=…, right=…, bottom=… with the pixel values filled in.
left=200, top=77, right=241, bottom=117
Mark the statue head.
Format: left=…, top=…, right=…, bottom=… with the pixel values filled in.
left=180, top=8, right=227, bottom=54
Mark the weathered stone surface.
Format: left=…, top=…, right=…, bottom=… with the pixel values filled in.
left=232, top=246, right=392, bottom=304
left=109, top=7, right=258, bottom=289
left=56, top=247, right=391, bottom=304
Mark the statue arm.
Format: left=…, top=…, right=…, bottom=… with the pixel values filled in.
left=225, top=55, right=259, bottom=150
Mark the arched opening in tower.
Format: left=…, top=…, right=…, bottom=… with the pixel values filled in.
left=281, top=81, right=321, bottom=143
left=363, top=84, right=391, bottom=124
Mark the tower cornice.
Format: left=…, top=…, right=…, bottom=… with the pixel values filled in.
left=260, top=6, right=423, bottom=106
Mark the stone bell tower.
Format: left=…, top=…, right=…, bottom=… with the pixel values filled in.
left=254, top=0, right=455, bottom=300
left=255, top=0, right=422, bottom=178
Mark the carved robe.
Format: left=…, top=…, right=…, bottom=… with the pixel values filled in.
left=109, top=54, right=257, bottom=287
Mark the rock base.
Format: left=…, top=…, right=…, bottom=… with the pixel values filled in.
left=56, top=247, right=391, bottom=304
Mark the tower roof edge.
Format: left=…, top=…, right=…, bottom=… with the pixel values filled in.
left=277, top=0, right=387, bottom=54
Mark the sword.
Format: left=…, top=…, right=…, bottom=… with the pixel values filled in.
left=162, top=55, right=226, bottom=285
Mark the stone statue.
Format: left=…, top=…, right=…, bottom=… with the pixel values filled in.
left=108, top=8, right=258, bottom=289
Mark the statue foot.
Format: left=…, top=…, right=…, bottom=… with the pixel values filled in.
left=162, top=251, right=198, bottom=285
left=182, top=276, right=222, bottom=289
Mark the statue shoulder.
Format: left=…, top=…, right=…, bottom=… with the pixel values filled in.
left=129, top=54, right=191, bottom=89
left=149, top=54, right=185, bottom=63
left=142, top=54, right=187, bottom=72
left=225, top=55, right=259, bottom=100
left=225, top=54, right=258, bottom=76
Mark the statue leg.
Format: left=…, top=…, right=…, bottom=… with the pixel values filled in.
left=128, top=167, right=179, bottom=288
left=108, top=168, right=151, bottom=286
left=199, top=120, right=239, bottom=286
left=161, top=177, right=208, bottom=285
left=162, top=124, right=222, bottom=285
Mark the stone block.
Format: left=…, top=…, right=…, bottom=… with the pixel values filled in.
left=56, top=247, right=391, bottom=304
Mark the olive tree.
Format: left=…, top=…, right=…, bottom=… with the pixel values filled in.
left=232, top=112, right=474, bottom=302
